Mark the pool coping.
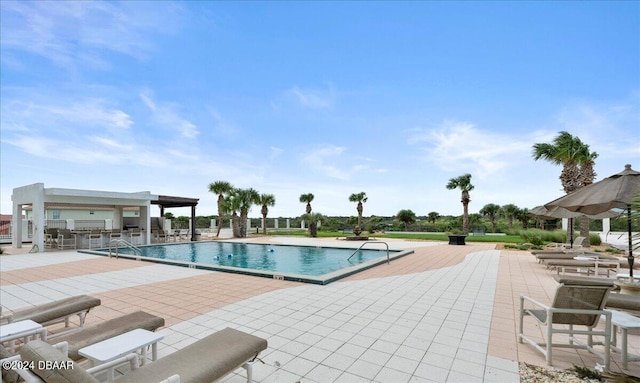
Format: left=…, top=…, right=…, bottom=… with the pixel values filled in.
left=78, top=241, right=415, bottom=285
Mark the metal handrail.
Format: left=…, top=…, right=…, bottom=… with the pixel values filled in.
left=347, top=241, right=390, bottom=264
left=108, top=238, right=141, bottom=258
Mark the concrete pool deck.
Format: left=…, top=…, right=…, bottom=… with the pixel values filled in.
left=1, top=237, right=638, bottom=382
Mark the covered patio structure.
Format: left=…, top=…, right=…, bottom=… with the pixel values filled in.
left=11, top=183, right=199, bottom=252
left=152, top=195, right=200, bottom=241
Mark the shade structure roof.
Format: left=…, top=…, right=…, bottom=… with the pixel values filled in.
left=151, top=195, right=199, bottom=209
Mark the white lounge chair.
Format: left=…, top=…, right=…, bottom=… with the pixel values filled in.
left=2, top=328, right=267, bottom=383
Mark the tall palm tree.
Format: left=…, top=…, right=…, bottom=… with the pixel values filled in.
left=257, top=193, right=276, bottom=235
left=299, top=193, right=314, bottom=214
left=349, top=192, right=368, bottom=235
left=446, top=174, right=474, bottom=235
left=208, top=181, right=233, bottom=237
left=222, top=192, right=242, bottom=238
left=533, top=131, right=599, bottom=245
left=237, top=188, right=259, bottom=238
left=479, top=203, right=500, bottom=233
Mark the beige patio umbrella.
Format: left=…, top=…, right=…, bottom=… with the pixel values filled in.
left=529, top=205, right=620, bottom=220
left=545, top=164, right=640, bottom=277
left=529, top=206, right=620, bottom=247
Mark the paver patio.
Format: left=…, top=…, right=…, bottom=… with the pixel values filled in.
left=1, top=237, right=638, bottom=382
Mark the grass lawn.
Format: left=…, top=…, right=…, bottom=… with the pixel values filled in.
left=267, top=230, right=524, bottom=244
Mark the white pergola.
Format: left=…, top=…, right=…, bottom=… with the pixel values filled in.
left=11, top=183, right=157, bottom=252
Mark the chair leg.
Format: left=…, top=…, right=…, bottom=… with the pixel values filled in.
left=243, top=362, right=253, bottom=383
left=546, top=321, right=553, bottom=366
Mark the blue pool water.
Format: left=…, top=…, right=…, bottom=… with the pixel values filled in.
left=107, top=241, right=400, bottom=278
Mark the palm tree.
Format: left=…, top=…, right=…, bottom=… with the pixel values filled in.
left=299, top=193, right=314, bottom=214
left=533, top=131, right=599, bottom=245
left=502, top=204, right=519, bottom=230
left=349, top=192, right=368, bottom=236
left=237, top=188, right=259, bottom=238
left=396, top=209, right=416, bottom=231
left=517, top=207, right=530, bottom=230
left=208, top=181, right=233, bottom=237
left=446, top=174, right=474, bottom=235
left=257, top=193, right=276, bottom=235
left=222, top=192, right=242, bottom=238
left=479, top=203, right=500, bottom=233
left=427, top=212, right=439, bottom=225
left=301, top=212, right=324, bottom=237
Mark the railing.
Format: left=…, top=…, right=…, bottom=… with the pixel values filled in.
left=108, top=238, right=141, bottom=258
left=347, top=241, right=390, bottom=264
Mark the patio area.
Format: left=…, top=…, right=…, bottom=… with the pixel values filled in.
left=1, top=237, right=638, bottom=382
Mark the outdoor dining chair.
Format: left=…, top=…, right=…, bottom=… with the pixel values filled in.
left=519, top=277, right=614, bottom=369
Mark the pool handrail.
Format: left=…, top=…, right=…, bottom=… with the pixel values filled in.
left=347, top=241, right=390, bottom=264
left=108, top=238, right=142, bottom=258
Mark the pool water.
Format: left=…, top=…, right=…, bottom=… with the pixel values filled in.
left=108, top=241, right=399, bottom=277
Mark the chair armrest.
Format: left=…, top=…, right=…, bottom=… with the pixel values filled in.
left=85, top=352, right=140, bottom=376
left=520, top=294, right=550, bottom=310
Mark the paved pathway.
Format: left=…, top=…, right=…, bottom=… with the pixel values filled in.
left=1, top=238, right=638, bottom=382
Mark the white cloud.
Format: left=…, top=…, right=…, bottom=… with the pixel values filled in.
left=139, top=92, right=199, bottom=139
left=1, top=97, right=133, bottom=132
left=0, top=1, right=183, bottom=70
left=407, top=120, right=532, bottom=179
left=272, top=85, right=336, bottom=111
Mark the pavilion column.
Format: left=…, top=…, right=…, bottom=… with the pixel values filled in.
left=191, top=204, right=196, bottom=241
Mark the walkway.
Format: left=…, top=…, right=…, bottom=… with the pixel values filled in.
left=1, top=238, right=638, bottom=382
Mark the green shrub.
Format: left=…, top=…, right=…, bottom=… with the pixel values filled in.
left=589, top=233, right=601, bottom=246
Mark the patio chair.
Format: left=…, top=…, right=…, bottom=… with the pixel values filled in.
left=4, top=327, right=267, bottom=383
left=545, top=236, right=586, bottom=251
left=44, top=228, right=59, bottom=249
left=52, top=311, right=164, bottom=360
left=519, top=277, right=614, bottom=368
left=0, top=295, right=101, bottom=333
left=88, top=230, right=102, bottom=249
left=129, top=229, right=142, bottom=246
left=545, top=259, right=620, bottom=277
left=56, top=229, right=77, bottom=250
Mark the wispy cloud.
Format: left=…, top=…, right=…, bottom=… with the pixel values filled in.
left=1, top=97, right=133, bottom=132
left=407, top=120, right=532, bottom=178
left=300, top=144, right=384, bottom=180
left=272, top=84, right=337, bottom=111
left=139, top=91, right=198, bottom=139
left=0, top=1, right=183, bottom=71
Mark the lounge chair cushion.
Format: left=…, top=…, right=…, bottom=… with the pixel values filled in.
left=554, top=276, right=615, bottom=287
left=54, top=311, right=165, bottom=360
left=114, top=327, right=267, bottom=383
left=10, top=295, right=101, bottom=324
left=606, top=293, right=640, bottom=313
left=0, top=344, right=21, bottom=383
left=19, top=340, right=98, bottom=383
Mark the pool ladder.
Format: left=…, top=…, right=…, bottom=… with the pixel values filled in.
left=347, top=241, right=390, bottom=264
left=108, top=238, right=142, bottom=258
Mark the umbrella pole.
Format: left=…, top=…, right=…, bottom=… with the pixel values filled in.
left=627, top=206, right=634, bottom=279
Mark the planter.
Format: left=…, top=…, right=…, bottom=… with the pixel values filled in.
left=345, top=236, right=370, bottom=241
left=448, top=235, right=466, bottom=245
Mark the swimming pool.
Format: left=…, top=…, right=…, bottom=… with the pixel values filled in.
left=81, top=241, right=413, bottom=284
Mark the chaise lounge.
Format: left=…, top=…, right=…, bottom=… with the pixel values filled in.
left=4, top=327, right=268, bottom=383
left=52, top=311, right=165, bottom=360
left=1, top=295, right=101, bottom=332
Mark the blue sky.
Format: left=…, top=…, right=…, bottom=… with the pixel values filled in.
left=1, top=1, right=639, bottom=219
